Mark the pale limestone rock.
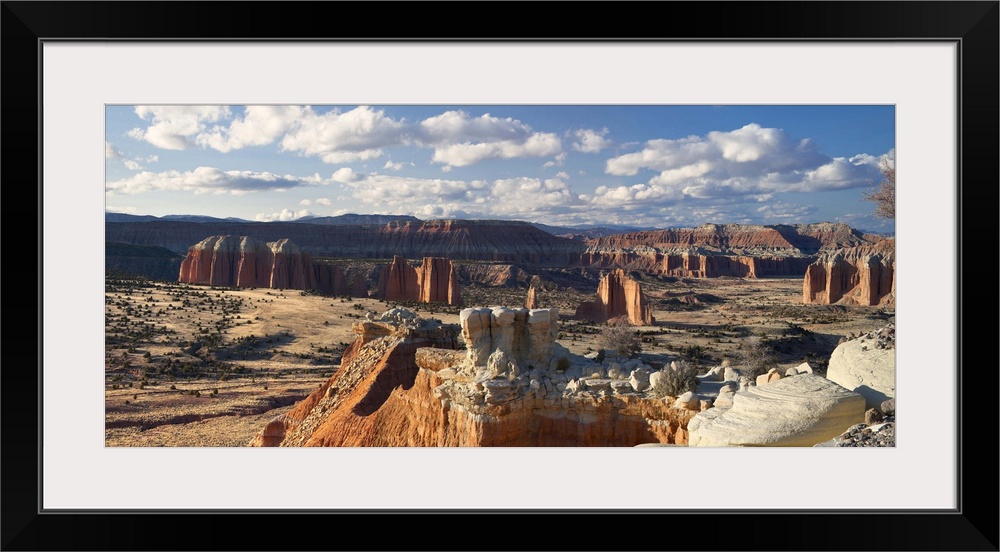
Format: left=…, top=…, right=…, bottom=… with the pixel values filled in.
left=607, top=363, right=625, bottom=380
left=714, top=391, right=736, bottom=409
left=757, top=368, right=783, bottom=386
left=827, top=336, right=895, bottom=410
left=785, top=366, right=800, bottom=377
left=629, top=368, right=651, bottom=392
left=461, top=307, right=494, bottom=366
left=674, top=391, right=700, bottom=410
left=610, top=380, right=634, bottom=394
left=795, top=362, right=814, bottom=374
left=490, top=307, right=516, bottom=352
left=703, top=365, right=725, bottom=381
left=724, top=366, right=741, bottom=382
left=688, top=374, right=866, bottom=447
left=648, top=370, right=665, bottom=390
left=483, top=379, right=518, bottom=405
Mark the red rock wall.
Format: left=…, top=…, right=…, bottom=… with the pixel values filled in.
left=376, top=256, right=419, bottom=302
left=802, top=239, right=895, bottom=306
left=575, top=269, right=654, bottom=325
left=178, top=235, right=359, bottom=295
left=378, top=256, right=462, bottom=305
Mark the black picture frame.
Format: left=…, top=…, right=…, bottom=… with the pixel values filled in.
left=4, top=2, right=997, bottom=550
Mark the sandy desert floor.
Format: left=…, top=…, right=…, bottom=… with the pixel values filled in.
left=104, top=274, right=893, bottom=446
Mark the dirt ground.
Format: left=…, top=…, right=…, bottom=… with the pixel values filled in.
left=105, top=274, right=893, bottom=447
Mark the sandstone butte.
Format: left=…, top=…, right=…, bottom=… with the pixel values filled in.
left=177, top=235, right=365, bottom=296
left=375, top=255, right=462, bottom=306
left=574, top=269, right=655, bottom=326
left=249, top=307, right=695, bottom=447
left=802, top=238, right=895, bottom=306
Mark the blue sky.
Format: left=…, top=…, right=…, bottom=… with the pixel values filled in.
left=105, top=104, right=895, bottom=231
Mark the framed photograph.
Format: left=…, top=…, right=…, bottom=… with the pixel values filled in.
left=6, top=2, right=997, bottom=550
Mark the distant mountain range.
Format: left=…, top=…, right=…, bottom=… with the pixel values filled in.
left=105, top=212, right=653, bottom=237
left=529, top=223, right=656, bottom=240
left=105, top=213, right=252, bottom=223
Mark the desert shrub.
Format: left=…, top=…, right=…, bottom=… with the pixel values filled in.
left=556, top=357, right=570, bottom=371
left=738, top=338, right=778, bottom=382
left=650, top=361, right=699, bottom=398
left=598, top=319, right=641, bottom=359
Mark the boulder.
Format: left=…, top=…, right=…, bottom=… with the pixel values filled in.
left=688, top=374, right=866, bottom=447
left=826, top=332, right=895, bottom=410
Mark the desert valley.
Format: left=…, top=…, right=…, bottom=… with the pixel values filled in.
left=104, top=216, right=896, bottom=448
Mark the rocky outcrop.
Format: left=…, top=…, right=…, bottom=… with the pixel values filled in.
left=575, top=269, right=654, bottom=325
left=826, top=323, right=895, bottom=410
left=578, top=222, right=869, bottom=277
left=584, top=222, right=867, bottom=257
left=376, top=256, right=462, bottom=305
left=455, top=263, right=534, bottom=287
left=687, top=374, right=866, bottom=447
left=177, top=235, right=363, bottom=295
left=802, top=238, right=895, bottom=306
left=251, top=307, right=704, bottom=447
left=524, top=276, right=542, bottom=309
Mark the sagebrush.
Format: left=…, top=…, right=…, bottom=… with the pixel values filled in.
left=598, top=320, right=641, bottom=358
left=651, top=360, right=699, bottom=398
left=738, top=338, right=777, bottom=382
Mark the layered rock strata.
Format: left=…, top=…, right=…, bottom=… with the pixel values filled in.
left=111, top=219, right=871, bottom=278
left=802, top=238, right=895, bottom=306
left=251, top=307, right=699, bottom=447
left=687, top=374, right=866, bottom=447
left=177, top=235, right=361, bottom=295
left=376, top=256, right=462, bottom=305
left=575, top=269, right=654, bottom=325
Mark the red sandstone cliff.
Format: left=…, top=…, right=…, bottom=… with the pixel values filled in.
left=376, top=256, right=462, bottom=305
left=578, top=222, right=868, bottom=277
left=575, top=269, right=655, bottom=325
left=802, top=238, right=895, bottom=306
left=177, top=235, right=362, bottom=295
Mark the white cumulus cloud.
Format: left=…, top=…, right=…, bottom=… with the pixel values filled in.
left=417, top=110, right=562, bottom=167
left=129, top=105, right=232, bottom=150
left=105, top=167, right=318, bottom=195
left=331, top=167, right=360, bottom=183
left=196, top=105, right=304, bottom=152
left=571, top=128, right=612, bottom=153
left=280, top=106, right=406, bottom=164
left=543, top=152, right=567, bottom=168
left=602, top=123, right=885, bottom=204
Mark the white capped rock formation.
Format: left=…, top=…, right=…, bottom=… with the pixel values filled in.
left=826, top=331, right=895, bottom=410
left=688, top=374, right=866, bottom=447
